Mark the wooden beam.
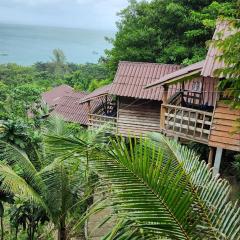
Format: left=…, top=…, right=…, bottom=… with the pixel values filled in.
left=160, top=85, right=168, bottom=129
left=87, top=101, right=91, bottom=124
left=213, top=147, right=223, bottom=176
left=208, top=147, right=215, bottom=169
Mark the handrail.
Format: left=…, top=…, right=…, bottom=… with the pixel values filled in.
left=168, top=91, right=182, bottom=105
left=162, top=104, right=213, bottom=116
left=89, top=114, right=117, bottom=120
left=88, top=114, right=117, bottom=133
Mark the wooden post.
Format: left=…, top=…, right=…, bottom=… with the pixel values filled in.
left=160, top=85, right=168, bottom=130
left=105, top=95, right=108, bottom=114
left=87, top=101, right=91, bottom=125
left=213, top=147, right=223, bottom=176
left=116, top=97, right=119, bottom=134
left=208, top=147, right=214, bottom=169
left=181, top=82, right=184, bottom=106
left=174, top=136, right=179, bottom=141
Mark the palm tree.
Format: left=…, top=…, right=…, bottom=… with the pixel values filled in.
left=0, top=140, right=86, bottom=240
left=43, top=132, right=240, bottom=239
left=0, top=117, right=96, bottom=240
left=50, top=49, right=69, bottom=76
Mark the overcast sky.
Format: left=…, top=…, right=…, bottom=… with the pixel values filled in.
left=0, top=0, right=129, bottom=30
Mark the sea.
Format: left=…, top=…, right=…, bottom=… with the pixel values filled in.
left=0, top=23, right=114, bottom=65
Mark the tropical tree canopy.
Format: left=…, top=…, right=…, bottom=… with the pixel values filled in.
left=105, top=0, right=238, bottom=74
left=214, top=19, right=240, bottom=108
left=0, top=117, right=95, bottom=240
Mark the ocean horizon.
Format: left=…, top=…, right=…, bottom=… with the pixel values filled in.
left=0, top=22, right=114, bottom=65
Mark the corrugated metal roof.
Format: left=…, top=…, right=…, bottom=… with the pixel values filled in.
left=51, top=92, right=100, bottom=125
left=42, top=84, right=73, bottom=107
left=201, top=21, right=236, bottom=77
left=81, top=84, right=112, bottom=103
left=146, top=60, right=204, bottom=88
left=109, top=61, right=181, bottom=101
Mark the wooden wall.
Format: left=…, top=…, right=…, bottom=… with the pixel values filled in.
left=209, top=103, right=240, bottom=152
left=117, top=97, right=161, bottom=137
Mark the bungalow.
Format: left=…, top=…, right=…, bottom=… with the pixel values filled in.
left=42, top=84, right=101, bottom=126
left=81, top=61, right=184, bottom=136
left=42, top=84, right=74, bottom=108
left=146, top=21, right=240, bottom=175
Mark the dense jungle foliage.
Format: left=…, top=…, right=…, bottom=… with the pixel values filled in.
left=105, top=0, right=238, bottom=74
left=0, top=49, right=110, bottom=120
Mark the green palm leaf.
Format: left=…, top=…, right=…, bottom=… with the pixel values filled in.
left=149, top=133, right=240, bottom=239
left=0, top=140, right=46, bottom=196
left=0, top=163, right=47, bottom=209
left=90, top=136, right=193, bottom=239
left=87, top=134, right=240, bottom=239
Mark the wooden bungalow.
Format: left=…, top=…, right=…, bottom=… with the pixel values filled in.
left=42, top=84, right=101, bottom=126
left=42, top=84, right=74, bottom=109
left=81, top=62, right=182, bottom=136
left=81, top=21, right=239, bottom=174
left=146, top=21, right=240, bottom=175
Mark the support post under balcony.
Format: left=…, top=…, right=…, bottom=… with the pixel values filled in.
left=160, top=85, right=168, bottom=130
left=213, top=147, right=223, bottom=176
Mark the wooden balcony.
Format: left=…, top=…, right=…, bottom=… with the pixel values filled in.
left=88, top=114, right=117, bottom=133
left=161, top=104, right=213, bottom=144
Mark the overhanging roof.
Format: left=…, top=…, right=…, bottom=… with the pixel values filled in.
left=109, top=61, right=181, bottom=101
left=80, top=84, right=112, bottom=103
left=145, top=60, right=204, bottom=88
left=202, top=20, right=238, bottom=77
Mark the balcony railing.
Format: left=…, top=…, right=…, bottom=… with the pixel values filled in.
left=161, top=104, right=213, bottom=144
left=88, top=114, right=117, bottom=133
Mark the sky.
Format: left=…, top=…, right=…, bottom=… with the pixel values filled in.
left=0, top=0, right=129, bottom=30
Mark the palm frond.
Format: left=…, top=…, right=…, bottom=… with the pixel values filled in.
left=90, top=136, right=193, bottom=239
left=149, top=133, right=240, bottom=239
left=0, top=140, right=45, bottom=195
left=39, top=158, right=73, bottom=224
left=0, top=163, right=47, bottom=210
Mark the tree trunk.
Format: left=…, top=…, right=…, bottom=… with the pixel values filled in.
left=58, top=218, right=67, bottom=240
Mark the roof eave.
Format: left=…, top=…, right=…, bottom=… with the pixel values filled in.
left=163, top=70, right=202, bottom=86
left=80, top=93, right=110, bottom=104
left=145, top=69, right=202, bottom=89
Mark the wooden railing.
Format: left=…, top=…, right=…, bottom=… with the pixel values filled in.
left=168, top=91, right=182, bottom=106
left=161, top=104, right=213, bottom=144
left=88, top=114, right=117, bottom=133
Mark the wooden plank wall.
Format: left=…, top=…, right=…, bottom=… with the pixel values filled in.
left=209, top=103, right=240, bottom=152
left=117, top=97, right=161, bottom=137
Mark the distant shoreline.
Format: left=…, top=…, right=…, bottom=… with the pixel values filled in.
left=0, top=23, right=114, bottom=65
left=0, top=21, right=116, bottom=33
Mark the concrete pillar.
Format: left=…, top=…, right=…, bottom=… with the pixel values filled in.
left=213, top=147, right=223, bottom=176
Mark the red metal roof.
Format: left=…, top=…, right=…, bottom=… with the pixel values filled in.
left=146, top=60, right=204, bottom=88
left=81, top=84, right=112, bottom=103
left=51, top=92, right=99, bottom=125
left=42, top=84, right=73, bottom=107
left=109, top=61, right=181, bottom=101
left=201, top=21, right=237, bottom=77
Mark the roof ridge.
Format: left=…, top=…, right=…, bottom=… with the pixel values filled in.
left=119, top=61, right=181, bottom=67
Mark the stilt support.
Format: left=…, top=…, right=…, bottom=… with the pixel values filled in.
left=174, top=136, right=179, bottom=141
left=213, top=147, right=223, bottom=176
left=208, top=147, right=214, bottom=169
